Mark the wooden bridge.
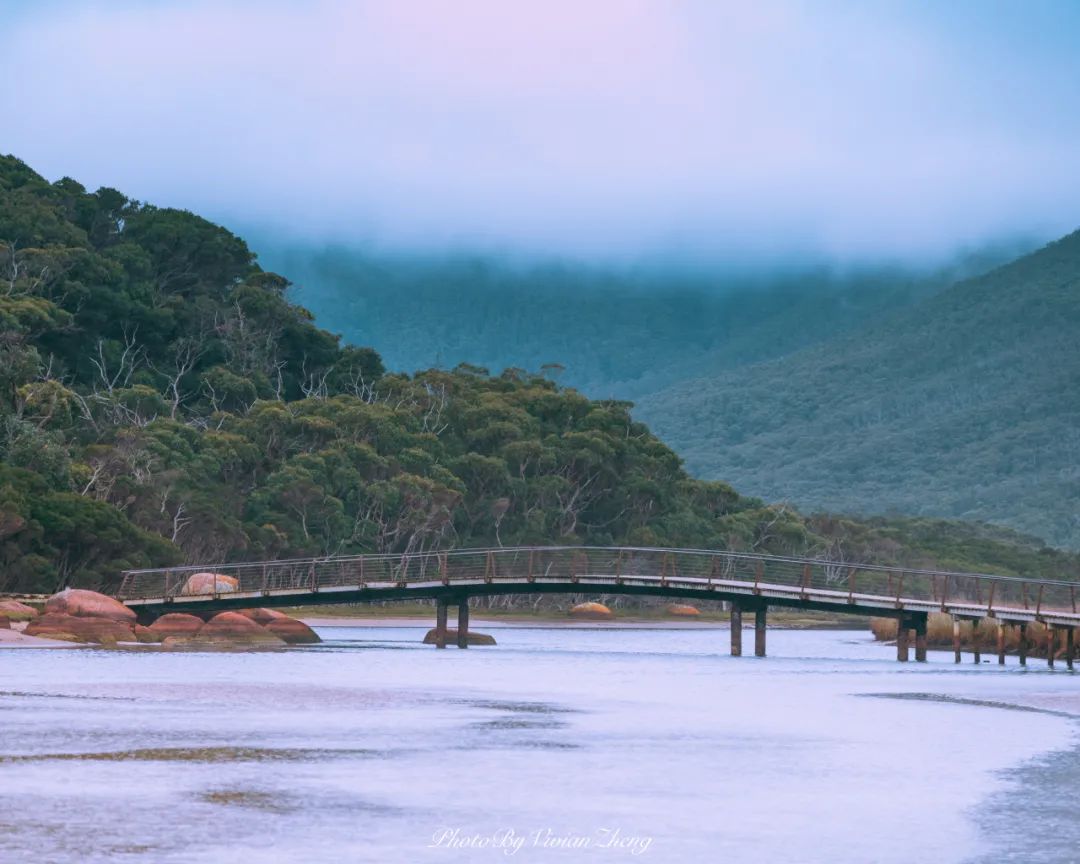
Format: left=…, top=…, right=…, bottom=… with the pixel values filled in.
left=117, top=545, right=1080, bottom=666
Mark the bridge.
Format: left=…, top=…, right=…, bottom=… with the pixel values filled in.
left=117, top=546, right=1080, bottom=667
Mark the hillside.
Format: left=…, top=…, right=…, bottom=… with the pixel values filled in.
left=0, top=154, right=812, bottom=592
left=637, top=231, right=1080, bottom=548
left=2, top=154, right=1077, bottom=596
left=257, top=241, right=1021, bottom=398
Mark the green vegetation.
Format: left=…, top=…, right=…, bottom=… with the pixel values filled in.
left=2, top=154, right=1077, bottom=595
left=0, top=155, right=803, bottom=591
left=637, top=231, right=1080, bottom=548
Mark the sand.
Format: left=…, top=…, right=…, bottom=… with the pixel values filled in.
left=0, top=628, right=81, bottom=648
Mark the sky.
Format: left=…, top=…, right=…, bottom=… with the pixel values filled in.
left=3, top=0, right=1080, bottom=264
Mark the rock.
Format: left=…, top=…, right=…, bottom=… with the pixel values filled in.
left=197, top=612, right=285, bottom=646
left=180, top=572, right=240, bottom=596
left=263, top=617, right=322, bottom=644
left=45, top=588, right=136, bottom=623
left=234, top=609, right=319, bottom=643
left=160, top=612, right=288, bottom=650
left=0, top=617, right=9, bottom=629
left=134, top=624, right=163, bottom=644
left=568, top=601, right=614, bottom=620
left=422, top=628, right=497, bottom=646
left=148, top=613, right=206, bottom=639
left=237, top=607, right=290, bottom=625
left=24, top=613, right=135, bottom=644
left=666, top=603, right=701, bottom=617
left=0, top=599, right=39, bottom=621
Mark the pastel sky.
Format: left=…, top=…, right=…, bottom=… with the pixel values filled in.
left=3, top=0, right=1080, bottom=262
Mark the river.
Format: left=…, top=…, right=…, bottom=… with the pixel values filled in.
left=1, top=626, right=1076, bottom=863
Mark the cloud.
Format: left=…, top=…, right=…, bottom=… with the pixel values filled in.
left=3, top=0, right=1079, bottom=262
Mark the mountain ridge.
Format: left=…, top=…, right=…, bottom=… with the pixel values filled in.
left=255, top=239, right=1032, bottom=399
left=4, top=152, right=1077, bottom=593
left=636, top=229, right=1080, bottom=547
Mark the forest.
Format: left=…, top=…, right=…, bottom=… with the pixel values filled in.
left=638, top=229, right=1080, bottom=549
left=2, top=154, right=1078, bottom=593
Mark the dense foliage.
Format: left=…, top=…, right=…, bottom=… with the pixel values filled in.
left=637, top=231, right=1080, bottom=548
left=2, top=154, right=1076, bottom=594
left=0, top=156, right=809, bottom=591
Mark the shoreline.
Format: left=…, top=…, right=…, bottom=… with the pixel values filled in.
left=0, top=629, right=81, bottom=649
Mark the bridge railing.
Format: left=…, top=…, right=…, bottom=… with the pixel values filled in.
left=115, top=546, right=1080, bottom=616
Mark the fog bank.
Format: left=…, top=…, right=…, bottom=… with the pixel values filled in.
left=4, top=0, right=1079, bottom=264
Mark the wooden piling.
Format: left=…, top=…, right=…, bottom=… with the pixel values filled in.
left=971, top=621, right=981, bottom=664
left=435, top=598, right=448, bottom=649
left=730, top=603, right=743, bottom=657
left=1068, top=628, right=1075, bottom=671
left=897, top=618, right=910, bottom=662
left=1018, top=623, right=1028, bottom=666
left=914, top=614, right=927, bottom=663
left=953, top=618, right=961, bottom=664
left=997, top=621, right=1006, bottom=665
left=457, top=598, right=470, bottom=649
left=1047, top=625, right=1055, bottom=669
left=754, top=605, right=767, bottom=658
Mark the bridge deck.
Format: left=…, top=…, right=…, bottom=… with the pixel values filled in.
left=117, top=545, right=1080, bottom=629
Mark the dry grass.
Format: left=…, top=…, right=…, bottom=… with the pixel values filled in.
left=870, top=613, right=1072, bottom=657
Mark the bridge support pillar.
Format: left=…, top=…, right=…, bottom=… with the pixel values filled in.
left=457, top=599, right=470, bottom=649
left=896, top=613, right=925, bottom=663
left=1048, top=625, right=1056, bottom=669
left=754, top=605, right=767, bottom=658
left=997, top=621, right=1006, bottom=665
left=1068, top=628, right=1075, bottom=671
left=435, top=599, right=448, bottom=649
left=953, top=618, right=961, bottom=664
left=971, top=621, right=981, bottom=664
left=913, top=614, right=927, bottom=663
left=730, top=603, right=743, bottom=657
left=897, top=617, right=910, bottom=662
left=1018, top=623, right=1028, bottom=667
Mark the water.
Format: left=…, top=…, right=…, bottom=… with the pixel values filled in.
left=1, top=627, right=1077, bottom=864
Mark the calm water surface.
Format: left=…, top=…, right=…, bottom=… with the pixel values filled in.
left=1, top=627, right=1077, bottom=864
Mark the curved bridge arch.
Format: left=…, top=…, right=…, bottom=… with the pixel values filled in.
left=117, top=545, right=1080, bottom=664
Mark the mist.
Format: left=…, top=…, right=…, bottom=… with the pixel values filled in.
left=4, top=0, right=1080, bottom=266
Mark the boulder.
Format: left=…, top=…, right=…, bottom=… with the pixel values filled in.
left=44, top=588, right=136, bottom=623
left=148, top=613, right=206, bottom=639
left=263, top=617, right=322, bottom=644
left=197, top=612, right=285, bottom=646
left=25, top=613, right=135, bottom=644
left=423, top=628, right=497, bottom=646
left=568, top=601, right=614, bottom=620
left=0, top=599, right=39, bottom=621
left=666, top=603, right=701, bottom=617
left=134, top=624, right=163, bottom=644
left=180, top=572, right=240, bottom=596
left=237, top=607, right=290, bottom=625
